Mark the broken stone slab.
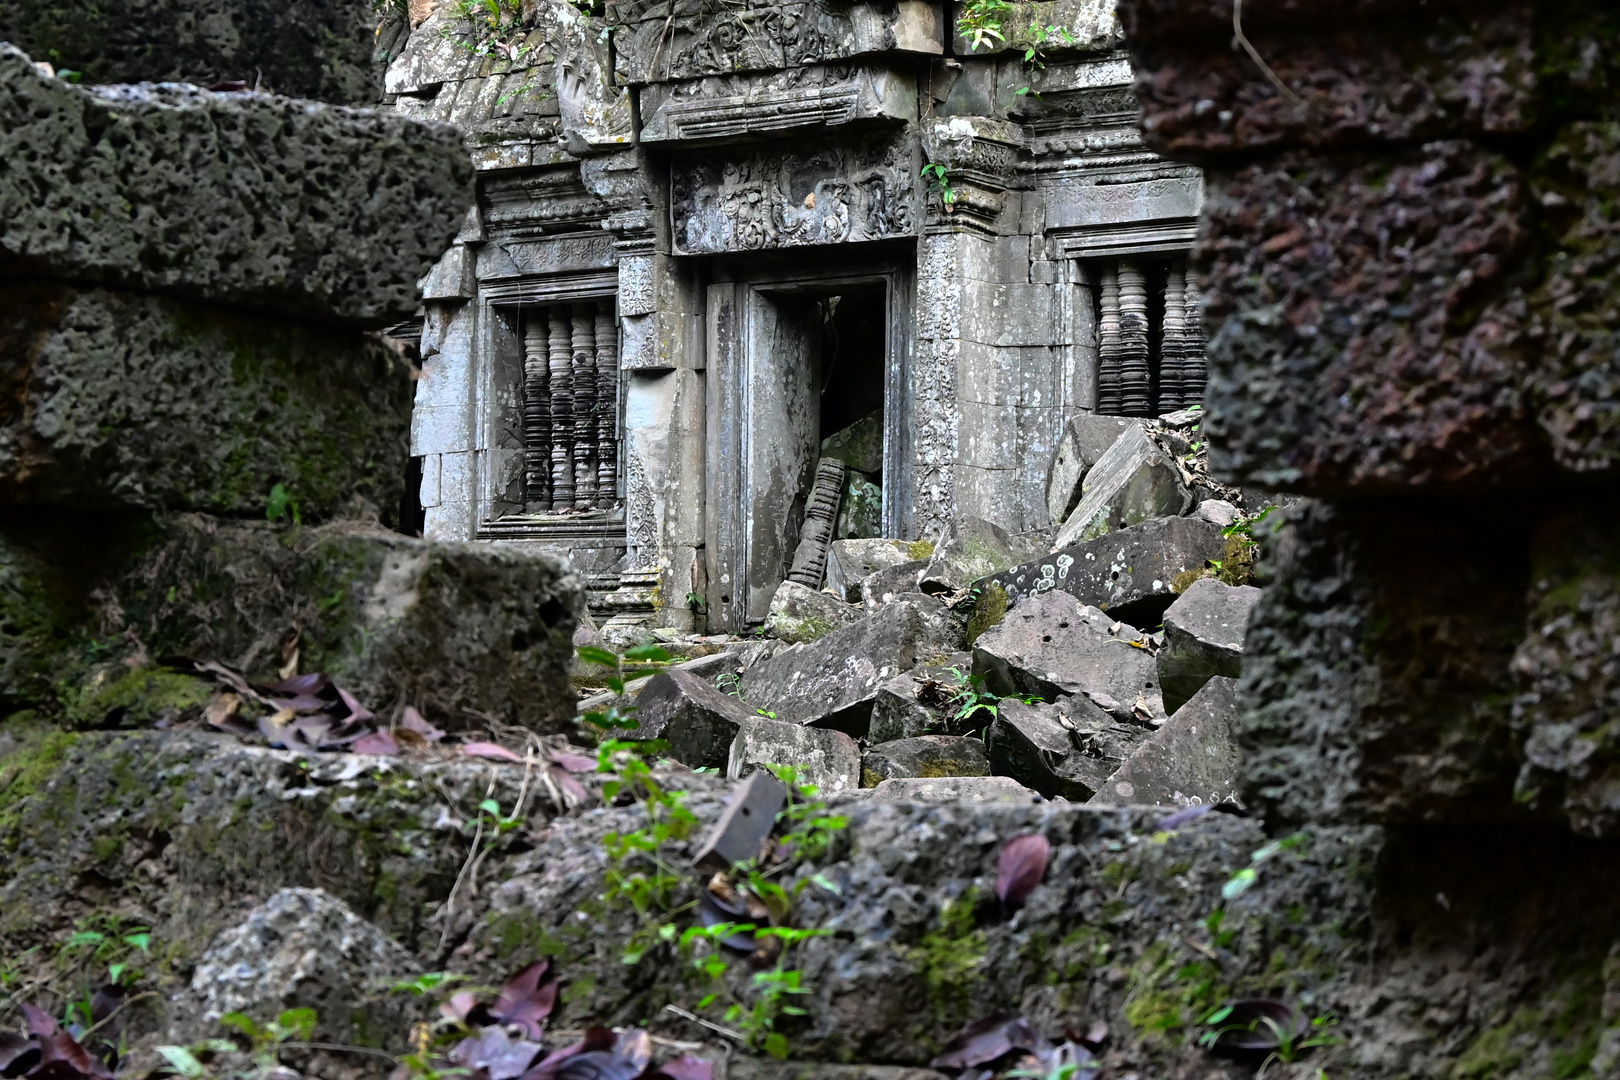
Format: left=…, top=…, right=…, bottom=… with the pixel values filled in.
left=0, top=0, right=383, bottom=104
left=987, top=695, right=1148, bottom=801
left=860, top=735, right=990, bottom=786
left=740, top=602, right=925, bottom=736
left=918, top=517, right=1049, bottom=595
left=972, top=589, right=1166, bottom=721
left=1159, top=577, right=1262, bottom=713
left=0, top=282, right=411, bottom=514
left=1046, top=415, right=1143, bottom=529
left=764, top=580, right=865, bottom=644
left=866, top=775, right=1041, bottom=803
left=627, top=669, right=758, bottom=770
left=693, top=770, right=787, bottom=874
left=0, top=45, right=471, bottom=326
left=838, top=472, right=884, bottom=540
left=978, top=516, right=1226, bottom=629
left=166, top=887, right=413, bottom=1048
left=728, top=717, right=862, bottom=795
left=857, top=560, right=929, bottom=606
left=0, top=510, right=581, bottom=731
left=827, top=538, right=931, bottom=601
left=1090, top=676, right=1242, bottom=810
left=869, top=653, right=973, bottom=743
left=1194, top=499, right=1243, bottom=527
left=821, top=410, right=884, bottom=475
left=898, top=592, right=969, bottom=658
left=1052, top=423, right=1193, bottom=549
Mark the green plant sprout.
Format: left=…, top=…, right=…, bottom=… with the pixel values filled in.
left=921, top=163, right=958, bottom=211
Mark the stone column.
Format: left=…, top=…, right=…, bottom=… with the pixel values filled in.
left=571, top=304, right=598, bottom=507
left=1117, top=259, right=1151, bottom=416
left=594, top=303, right=618, bottom=502
left=1096, top=264, right=1123, bottom=414
left=1182, top=268, right=1208, bottom=406
left=521, top=315, right=551, bottom=511
left=1158, top=258, right=1188, bottom=412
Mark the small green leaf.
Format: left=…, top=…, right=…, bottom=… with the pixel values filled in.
left=764, top=1033, right=790, bottom=1059
left=577, top=646, right=619, bottom=668
left=157, top=1046, right=206, bottom=1078
left=623, top=644, right=673, bottom=662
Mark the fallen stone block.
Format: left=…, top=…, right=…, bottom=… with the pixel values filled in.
left=879, top=591, right=967, bottom=658
left=1052, top=423, right=1192, bottom=549
left=866, top=775, right=1040, bottom=803
left=627, top=669, right=757, bottom=770
left=1046, top=415, right=1142, bottom=528
left=167, top=887, right=412, bottom=1047
left=741, top=602, right=924, bottom=735
left=0, top=0, right=383, bottom=104
left=763, top=580, right=865, bottom=644
left=988, top=696, right=1148, bottom=801
left=972, top=590, right=1166, bottom=720
left=1091, top=675, right=1242, bottom=809
left=869, top=654, right=972, bottom=743
left=0, top=510, right=581, bottom=731
left=1194, top=499, right=1242, bottom=527
left=1159, top=577, right=1262, bottom=713
left=827, top=538, right=930, bottom=601
left=693, top=770, right=787, bottom=873
left=979, top=515, right=1226, bottom=628
left=0, top=45, right=471, bottom=325
left=857, top=560, right=929, bottom=606
left=919, top=517, right=1048, bottom=594
left=728, top=717, right=861, bottom=794
left=0, top=282, right=411, bottom=514
left=861, top=735, right=989, bottom=786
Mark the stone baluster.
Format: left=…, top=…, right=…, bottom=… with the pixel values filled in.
left=1117, top=259, right=1151, bottom=416
left=1159, top=258, right=1188, bottom=412
left=1096, top=263, right=1122, bottom=414
left=522, top=314, right=551, bottom=511
left=786, top=458, right=848, bottom=588
left=571, top=305, right=598, bottom=508
left=548, top=309, right=574, bottom=509
left=594, top=303, right=619, bottom=504
left=1182, top=268, right=1208, bottom=406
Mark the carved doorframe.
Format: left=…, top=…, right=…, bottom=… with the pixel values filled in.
left=703, top=257, right=915, bottom=631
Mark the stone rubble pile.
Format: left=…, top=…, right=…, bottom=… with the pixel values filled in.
left=0, top=44, right=582, bottom=734
left=599, top=409, right=1276, bottom=811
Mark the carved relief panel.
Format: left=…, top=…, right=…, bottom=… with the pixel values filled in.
left=670, top=136, right=919, bottom=255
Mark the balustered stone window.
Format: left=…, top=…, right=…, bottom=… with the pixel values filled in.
left=519, top=299, right=622, bottom=513
left=1088, top=256, right=1207, bottom=417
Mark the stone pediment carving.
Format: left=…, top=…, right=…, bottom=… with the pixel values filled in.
left=481, top=166, right=609, bottom=239
left=612, top=0, right=942, bottom=84
left=639, top=63, right=917, bottom=143
left=670, top=136, right=919, bottom=254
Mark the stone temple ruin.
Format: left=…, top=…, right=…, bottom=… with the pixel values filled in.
left=3, top=1, right=1620, bottom=1079
left=386, top=0, right=1209, bottom=635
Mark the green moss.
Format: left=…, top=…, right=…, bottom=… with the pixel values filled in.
left=0, top=725, right=81, bottom=837
left=902, top=889, right=988, bottom=1025
left=63, top=666, right=213, bottom=728
left=906, top=540, right=936, bottom=561
left=1452, top=970, right=1604, bottom=1080
left=965, top=582, right=1008, bottom=645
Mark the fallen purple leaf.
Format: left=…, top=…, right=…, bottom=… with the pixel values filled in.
left=519, top=1028, right=616, bottom=1080
left=550, top=751, right=598, bottom=773
left=548, top=764, right=591, bottom=807
left=1158, top=804, right=1214, bottom=830
left=401, top=706, right=446, bottom=743
left=930, top=1012, right=1041, bottom=1070
left=654, top=1056, right=712, bottom=1080
left=450, top=1027, right=544, bottom=1080
left=697, top=892, right=757, bottom=952
left=995, top=834, right=1050, bottom=911
left=490, top=960, right=557, bottom=1041
left=20, top=1006, right=55, bottom=1038
left=353, top=730, right=400, bottom=755
left=336, top=685, right=374, bottom=723
left=464, top=742, right=525, bottom=763
left=441, top=991, right=481, bottom=1024
left=0, top=1033, right=35, bottom=1074
left=258, top=673, right=329, bottom=696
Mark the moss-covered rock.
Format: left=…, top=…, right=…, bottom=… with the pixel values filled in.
left=0, top=282, right=412, bottom=516
left=1, top=511, right=582, bottom=732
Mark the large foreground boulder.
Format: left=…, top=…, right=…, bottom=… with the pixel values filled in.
left=0, top=45, right=471, bottom=325
left=1158, top=577, right=1262, bottom=713
left=1092, top=676, right=1242, bottom=809
left=972, top=591, right=1166, bottom=720
left=0, top=511, right=581, bottom=730
left=0, top=282, right=412, bottom=513
left=0, top=0, right=384, bottom=104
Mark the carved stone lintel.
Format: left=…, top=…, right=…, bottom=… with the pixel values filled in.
left=1096, top=265, right=1122, bottom=414
left=920, top=117, right=1022, bottom=233
left=1117, top=259, right=1151, bottom=416
left=787, top=458, right=849, bottom=588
